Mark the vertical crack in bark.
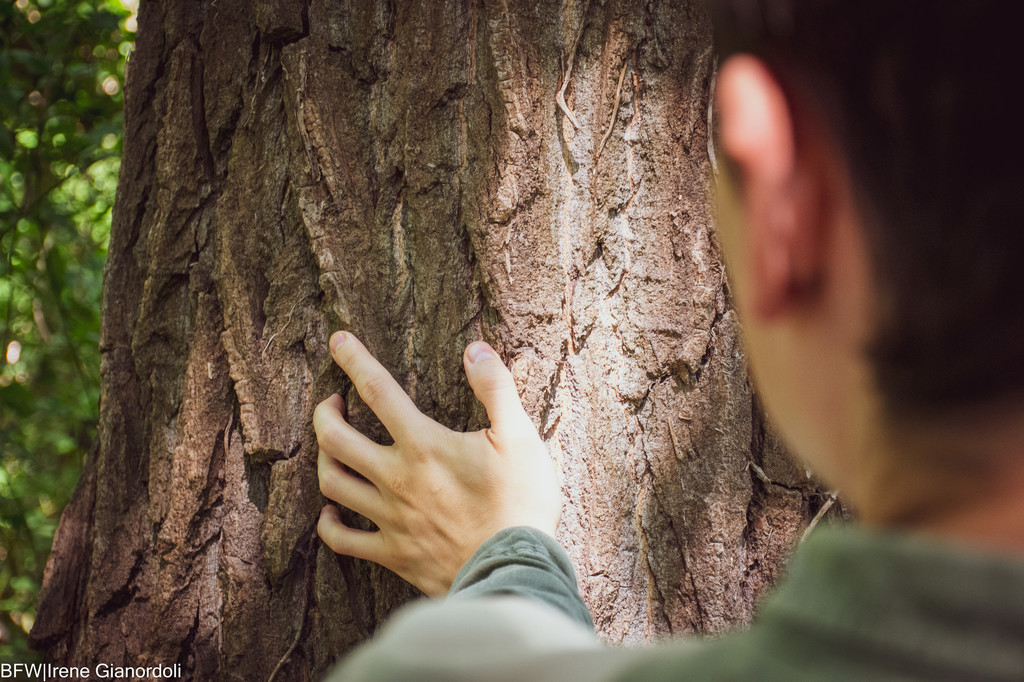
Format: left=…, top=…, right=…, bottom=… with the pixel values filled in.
left=685, top=557, right=707, bottom=631
left=190, top=43, right=215, bottom=181
left=267, top=533, right=317, bottom=682
left=686, top=288, right=725, bottom=387
left=456, top=0, right=475, bottom=186
left=623, top=53, right=643, bottom=211
left=637, top=484, right=672, bottom=637
left=595, top=55, right=630, bottom=162
left=635, top=424, right=675, bottom=635
left=292, top=50, right=321, bottom=183
left=555, top=0, right=593, bottom=130
left=682, top=44, right=714, bottom=153
left=176, top=602, right=201, bottom=673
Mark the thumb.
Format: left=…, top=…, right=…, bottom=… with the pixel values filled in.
left=463, top=341, right=532, bottom=431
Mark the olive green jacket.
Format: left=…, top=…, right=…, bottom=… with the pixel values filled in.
left=328, top=524, right=1024, bottom=681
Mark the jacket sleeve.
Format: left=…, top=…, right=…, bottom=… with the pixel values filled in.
left=323, top=527, right=636, bottom=682
left=446, top=526, right=594, bottom=628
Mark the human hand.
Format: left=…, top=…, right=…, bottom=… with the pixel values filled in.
left=314, top=332, right=562, bottom=597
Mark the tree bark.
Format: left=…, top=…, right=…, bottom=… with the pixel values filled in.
left=32, top=0, right=837, bottom=679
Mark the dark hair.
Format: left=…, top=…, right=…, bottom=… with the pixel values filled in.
left=711, top=1, right=1024, bottom=418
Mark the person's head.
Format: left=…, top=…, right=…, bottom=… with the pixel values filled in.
left=708, top=1, right=1024, bottom=524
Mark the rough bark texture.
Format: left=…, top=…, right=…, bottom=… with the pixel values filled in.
left=32, top=0, right=838, bottom=679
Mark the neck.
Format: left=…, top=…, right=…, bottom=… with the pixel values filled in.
left=859, top=402, right=1024, bottom=555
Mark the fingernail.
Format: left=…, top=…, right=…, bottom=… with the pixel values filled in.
left=330, top=332, right=347, bottom=352
left=468, top=341, right=495, bottom=363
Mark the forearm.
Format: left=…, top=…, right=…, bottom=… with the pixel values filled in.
left=447, top=526, right=594, bottom=628
left=325, top=527, right=599, bottom=681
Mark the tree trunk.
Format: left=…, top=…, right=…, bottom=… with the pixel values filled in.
left=31, top=0, right=835, bottom=678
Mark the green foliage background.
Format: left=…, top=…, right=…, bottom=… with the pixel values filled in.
left=0, top=0, right=134, bottom=661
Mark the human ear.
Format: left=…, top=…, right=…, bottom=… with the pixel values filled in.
left=715, top=55, right=821, bottom=320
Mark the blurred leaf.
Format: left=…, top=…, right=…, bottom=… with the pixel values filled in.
left=14, top=130, right=38, bottom=149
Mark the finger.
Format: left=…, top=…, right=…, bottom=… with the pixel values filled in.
left=462, top=341, right=533, bottom=432
left=318, top=505, right=386, bottom=563
left=313, top=394, right=390, bottom=484
left=329, top=331, right=434, bottom=442
left=318, top=450, right=385, bottom=522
